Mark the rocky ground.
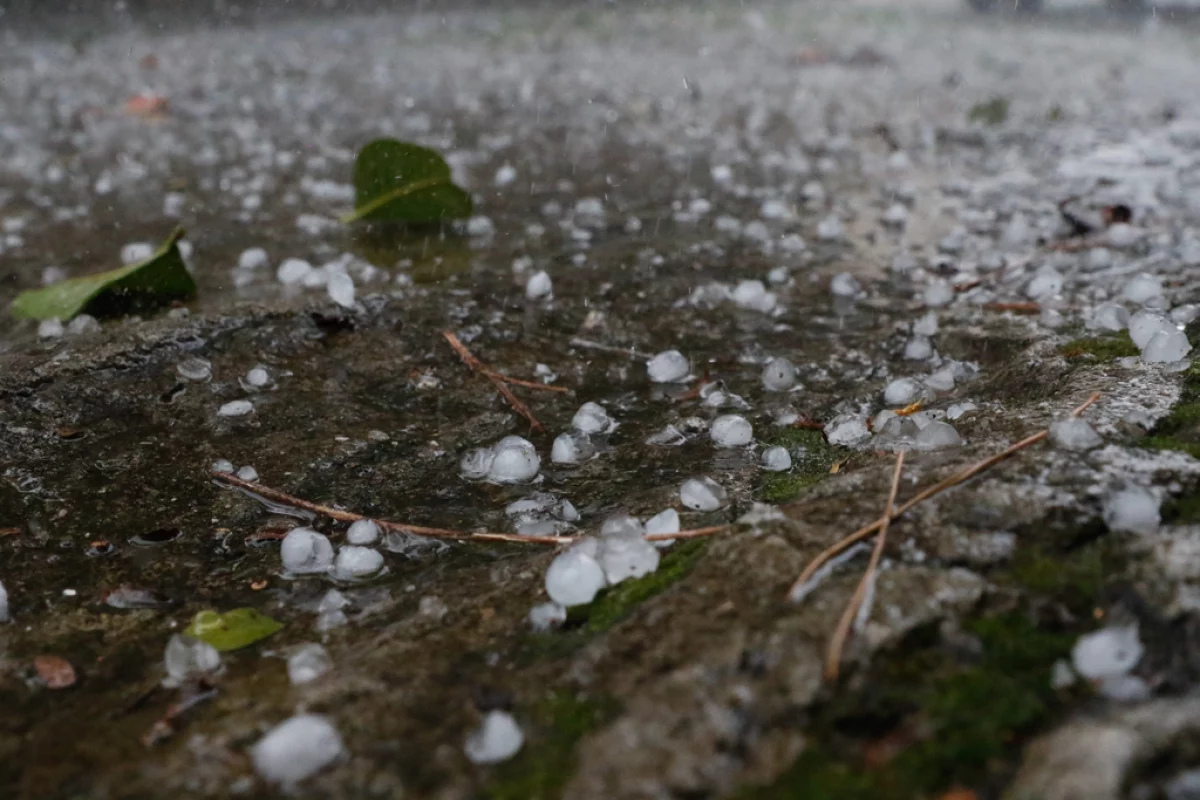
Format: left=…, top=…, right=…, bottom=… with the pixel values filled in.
left=3, top=0, right=1200, bottom=797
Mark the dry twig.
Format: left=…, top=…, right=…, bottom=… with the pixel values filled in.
left=442, top=331, right=565, bottom=432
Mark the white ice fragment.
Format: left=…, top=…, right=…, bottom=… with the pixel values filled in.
left=598, top=535, right=660, bottom=584
left=825, top=414, right=871, bottom=446
left=494, top=164, right=517, bottom=187
left=528, top=602, right=566, bottom=632
left=760, top=198, right=790, bottom=220
left=551, top=431, right=594, bottom=465
left=925, top=366, right=956, bottom=392
left=646, top=425, right=687, bottom=447
left=315, top=589, right=349, bottom=631
left=830, top=272, right=863, bottom=298
left=1129, top=311, right=1173, bottom=350
left=239, top=248, right=269, bottom=270
left=680, top=477, right=727, bottom=511
left=1172, top=304, right=1200, bottom=325
left=332, top=546, right=384, bottom=580
left=38, top=319, right=64, bottom=339
left=287, top=643, right=332, bottom=685
left=467, top=216, right=496, bottom=237
left=600, top=514, right=645, bottom=539
left=817, top=215, right=843, bottom=241
left=545, top=545, right=606, bottom=606
left=1049, top=418, right=1103, bottom=452
left=488, top=437, right=540, bottom=484
left=731, top=280, right=777, bottom=313
left=647, top=350, right=690, bottom=383
left=1051, top=659, right=1076, bottom=690
left=217, top=400, right=254, bottom=418
left=236, top=465, right=259, bottom=482
left=0, top=579, right=7, bottom=622
left=904, top=337, right=933, bottom=361
left=177, top=357, right=212, bottom=382
left=913, top=311, right=938, bottom=337
left=121, top=242, right=154, bottom=265
left=1124, top=273, right=1165, bottom=305
left=244, top=366, right=270, bottom=389
left=67, top=315, right=100, bottom=336
left=280, top=527, right=335, bottom=574
left=1072, top=625, right=1143, bottom=681
left=1107, top=223, right=1141, bottom=249
left=277, top=258, right=313, bottom=285
left=212, top=459, right=234, bottom=473
left=525, top=270, right=553, bottom=300
left=884, top=378, right=922, bottom=406
left=572, top=402, right=614, bottom=435
left=1142, top=329, right=1192, bottom=363
left=1088, top=303, right=1130, bottom=332
left=1026, top=268, right=1064, bottom=300
left=327, top=272, right=356, bottom=308
left=346, top=519, right=380, bottom=545
left=252, top=714, right=344, bottom=785
left=946, top=402, right=979, bottom=420
left=1098, top=674, right=1150, bottom=703
left=923, top=281, right=954, bottom=308
left=762, top=357, right=797, bottom=391
left=461, top=448, right=495, bottom=480
left=419, top=596, right=449, bottom=620
left=882, top=203, right=908, bottom=227
left=163, top=634, right=221, bottom=687
left=464, top=711, right=524, bottom=765
left=914, top=421, right=962, bottom=451
left=644, top=509, right=680, bottom=536
left=710, top=415, right=753, bottom=447
left=761, top=446, right=792, bottom=471
left=892, top=252, right=918, bottom=273
left=1103, top=486, right=1160, bottom=534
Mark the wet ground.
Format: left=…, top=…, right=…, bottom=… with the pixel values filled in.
left=3, top=0, right=1200, bottom=797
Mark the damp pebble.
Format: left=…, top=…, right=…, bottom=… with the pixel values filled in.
left=287, top=643, right=332, bottom=685
left=551, top=431, right=594, bottom=465
left=1072, top=625, right=1143, bottom=681
left=488, top=437, right=540, bottom=484
left=525, top=270, right=553, bottom=300
left=528, top=602, right=567, bottom=632
left=761, top=446, right=792, bottom=471
left=280, top=528, right=335, bottom=574
left=346, top=519, right=380, bottom=545
left=464, top=710, right=524, bottom=765
left=177, top=357, right=213, bottom=382
left=572, top=402, right=614, bottom=435
left=217, top=400, right=254, bottom=418
left=332, top=546, right=384, bottom=580
left=647, top=350, right=690, bottom=383
left=163, top=634, right=221, bottom=687
left=252, top=714, right=345, bottom=785
left=710, top=415, right=753, bottom=447
left=680, top=477, right=727, bottom=511
left=1049, top=418, right=1103, bottom=452
left=1103, top=486, right=1160, bottom=534
left=236, top=465, right=259, bottom=482
left=762, top=357, right=797, bottom=391
left=544, top=545, right=606, bottom=607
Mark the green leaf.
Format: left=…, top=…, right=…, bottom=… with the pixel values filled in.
left=11, top=228, right=195, bottom=321
left=968, top=96, right=1009, bottom=126
left=343, top=139, right=473, bottom=224
left=184, top=607, right=283, bottom=652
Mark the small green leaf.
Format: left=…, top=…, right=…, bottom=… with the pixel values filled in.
left=11, top=228, right=195, bottom=321
left=184, top=607, right=282, bottom=652
left=968, top=96, right=1010, bottom=126
left=343, top=139, right=473, bottom=224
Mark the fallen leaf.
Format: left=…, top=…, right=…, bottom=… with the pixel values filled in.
left=11, top=228, right=194, bottom=321
left=103, top=585, right=175, bottom=610
left=936, top=789, right=978, bottom=800
left=126, top=93, right=168, bottom=117
left=184, top=608, right=282, bottom=652
left=55, top=426, right=87, bottom=439
left=830, top=459, right=848, bottom=474
left=0, top=527, right=20, bottom=537
left=894, top=401, right=923, bottom=416
left=342, top=139, right=473, bottom=224
left=34, top=655, right=77, bottom=689
left=250, top=579, right=269, bottom=591
left=968, top=96, right=1009, bottom=126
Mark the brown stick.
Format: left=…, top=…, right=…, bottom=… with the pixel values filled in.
left=442, top=331, right=549, bottom=431
left=645, top=524, right=730, bottom=542
left=982, top=302, right=1041, bottom=314
left=786, top=392, right=1099, bottom=599
left=824, top=451, right=905, bottom=682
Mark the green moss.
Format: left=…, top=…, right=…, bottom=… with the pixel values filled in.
left=1059, top=332, right=1138, bottom=362
left=968, top=96, right=1010, bottom=126
left=1004, top=537, right=1119, bottom=615
left=483, top=692, right=619, bottom=800
left=757, top=428, right=840, bottom=504
left=1144, top=359, right=1200, bottom=459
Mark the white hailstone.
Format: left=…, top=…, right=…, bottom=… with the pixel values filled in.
left=528, top=602, right=567, bottom=632
left=572, top=402, right=613, bottom=435
left=925, top=366, right=956, bottom=392
left=779, top=235, right=806, bottom=253
left=0, top=579, right=7, bottom=622
left=1040, top=308, right=1067, bottom=329
left=761, top=446, right=792, bottom=471
left=287, top=643, right=333, bottom=685
left=1098, top=674, right=1150, bottom=703
left=600, top=514, right=645, bottom=538
left=946, top=402, right=978, bottom=420
left=801, top=180, right=825, bottom=203
left=327, top=272, right=356, bottom=308
left=830, top=273, right=863, bottom=298
left=1124, top=273, right=1165, bottom=305
left=551, top=431, right=594, bottom=465
left=66, top=314, right=100, bottom=336
left=914, top=421, right=963, bottom=450
left=1173, top=304, right=1200, bottom=325
left=120, top=242, right=155, bottom=265
left=904, top=336, right=933, bottom=361
left=1129, top=311, right=1174, bottom=349
left=1088, top=302, right=1130, bottom=332
left=884, top=378, right=922, bottom=406
left=217, top=400, right=254, bottom=418
left=466, top=216, right=496, bottom=237
left=280, top=528, right=335, bottom=574
left=239, top=247, right=269, bottom=270
left=332, top=546, right=384, bottom=580
left=315, top=589, right=349, bottom=631
left=346, top=519, right=380, bottom=545
left=923, top=281, right=954, bottom=308
left=1071, top=625, right=1143, bottom=681
left=494, top=164, right=517, bottom=187
left=177, top=357, right=213, bottom=382
left=644, top=508, right=680, bottom=536
left=891, top=251, right=918, bottom=273
left=1103, top=486, right=1160, bottom=534
left=488, top=437, right=540, bottom=484
left=913, top=312, right=939, bottom=337
left=710, top=415, right=753, bottom=447
left=1085, top=247, right=1113, bottom=271
left=680, top=477, right=727, bottom=511
left=760, top=199, right=790, bottom=220
left=252, top=714, right=345, bottom=785
left=825, top=414, right=871, bottom=446
left=816, top=215, right=843, bottom=241
left=544, top=545, right=606, bottom=606
left=525, top=270, right=553, bottom=300
left=711, top=164, right=733, bottom=183
left=1051, top=659, right=1076, bottom=690
left=461, top=447, right=494, bottom=480
left=163, top=634, right=221, bottom=686
left=236, top=465, right=259, bottom=482
left=1142, top=329, right=1192, bottom=363
left=244, top=366, right=270, bottom=388
left=1026, top=268, right=1064, bottom=300
left=38, top=319, right=64, bottom=339
left=574, top=197, right=605, bottom=224
left=645, top=425, right=687, bottom=447
left=882, top=203, right=909, bottom=227
left=598, top=535, right=660, bottom=584
left=762, top=357, right=797, bottom=391
left=731, top=280, right=778, bottom=313
left=1107, top=223, right=1140, bottom=248
left=277, top=258, right=313, bottom=285
left=647, top=350, right=690, bottom=383
left=465, top=711, right=525, bottom=765
left=212, top=459, right=235, bottom=473
left=1049, top=418, right=1103, bottom=452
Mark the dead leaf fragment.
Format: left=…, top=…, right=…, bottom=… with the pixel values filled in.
left=34, top=655, right=77, bottom=689
left=126, top=93, right=169, bottom=117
